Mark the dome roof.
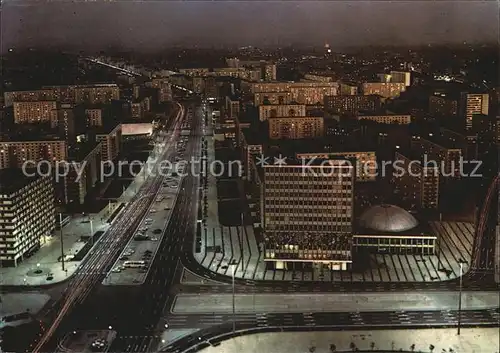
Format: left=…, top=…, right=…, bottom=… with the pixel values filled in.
left=359, top=204, right=418, bottom=233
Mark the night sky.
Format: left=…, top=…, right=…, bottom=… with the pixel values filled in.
left=2, top=1, right=499, bottom=51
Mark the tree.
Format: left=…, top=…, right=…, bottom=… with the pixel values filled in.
left=370, top=342, right=375, bottom=350
left=309, top=346, right=316, bottom=353
left=349, top=342, right=356, bottom=351
left=429, top=344, right=435, bottom=352
left=410, top=344, right=416, bottom=352
left=329, top=344, right=336, bottom=352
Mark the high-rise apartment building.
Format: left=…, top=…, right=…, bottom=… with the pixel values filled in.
left=85, top=108, right=104, bottom=127
left=324, top=95, right=381, bottom=115
left=393, top=151, right=439, bottom=210
left=429, top=95, right=459, bottom=117
left=13, top=101, right=58, bottom=124
left=263, top=63, right=277, bottom=81
left=254, top=92, right=293, bottom=106
left=258, top=104, right=306, bottom=121
left=263, top=158, right=354, bottom=270
left=0, top=169, right=55, bottom=267
left=357, top=114, right=411, bottom=125
left=4, top=89, right=57, bottom=107
left=95, top=123, right=122, bottom=162
left=389, top=71, right=411, bottom=86
left=268, top=116, right=324, bottom=140
left=0, top=138, right=68, bottom=169
left=410, top=135, right=462, bottom=178
left=361, top=82, right=406, bottom=98
left=461, top=93, right=489, bottom=130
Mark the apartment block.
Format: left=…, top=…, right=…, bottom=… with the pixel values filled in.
left=258, top=104, right=306, bottom=121
left=429, top=95, right=458, bottom=117
left=0, top=138, right=68, bottom=169
left=324, top=95, right=381, bottom=115
left=254, top=92, right=293, bottom=106
left=96, top=123, right=122, bottom=162
left=393, top=151, right=439, bottom=210
left=13, top=101, right=57, bottom=124
left=357, top=114, right=411, bottom=125
left=461, top=93, right=489, bottom=131
left=4, top=89, right=57, bottom=107
left=0, top=169, right=55, bottom=267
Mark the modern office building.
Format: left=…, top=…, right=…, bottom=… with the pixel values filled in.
left=13, top=101, right=58, bottom=124
left=324, top=95, right=382, bottom=115
left=262, top=157, right=354, bottom=270
left=461, top=93, right=489, bottom=130
left=268, top=116, right=324, bottom=140
left=258, top=104, right=306, bottom=121
left=393, top=151, right=440, bottom=210
left=361, top=82, right=406, bottom=98
left=0, top=169, right=55, bottom=267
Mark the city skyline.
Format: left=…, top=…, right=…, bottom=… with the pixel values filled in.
left=2, top=1, right=499, bottom=52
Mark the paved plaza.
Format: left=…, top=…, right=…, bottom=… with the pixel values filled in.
left=193, top=328, right=499, bottom=353
left=192, top=135, right=476, bottom=283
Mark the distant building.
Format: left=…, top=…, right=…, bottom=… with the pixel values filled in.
left=13, top=101, right=57, bottom=124
left=4, top=89, right=56, bottom=108
left=429, top=94, right=459, bottom=117
left=225, top=96, right=240, bottom=118
left=268, top=116, right=324, bottom=140
left=66, top=143, right=102, bottom=205
left=389, top=71, right=411, bottom=86
left=262, top=157, right=354, bottom=270
left=296, top=151, right=377, bottom=182
left=0, top=169, right=55, bottom=267
left=258, top=104, right=306, bottom=121
left=95, top=123, right=122, bottom=162
left=263, top=63, right=277, bottom=81
left=0, top=138, right=68, bottom=170
left=393, top=151, right=439, bottom=210
left=410, top=135, right=462, bottom=178
left=339, top=82, right=358, bottom=95
left=461, top=93, right=489, bottom=131
left=361, top=82, right=406, bottom=99
left=254, top=92, right=293, bottom=106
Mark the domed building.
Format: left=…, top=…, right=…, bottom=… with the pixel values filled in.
left=353, top=204, right=436, bottom=255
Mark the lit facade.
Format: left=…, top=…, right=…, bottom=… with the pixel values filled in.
left=258, top=104, right=306, bottom=121
left=4, top=89, right=56, bottom=107
left=263, top=159, right=354, bottom=270
left=339, top=82, right=358, bottom=95
left=389, top=71, right=411, bottom=86
left=296, top=151, right=377, bottom=182
left=254, top=92, right=293, bottom=106
left=85, top=108, right=104, bottom=127
left=393, top=151, right=439, bottom=210
left=0, top=170, right=55, bottom=267
left=429, top=95, right=459, bottom=117
left=361, top=82, right=406, bottom=98
left=13, top=101, right=57, bottom=124
left=268, top=117, right=324, bottom=140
